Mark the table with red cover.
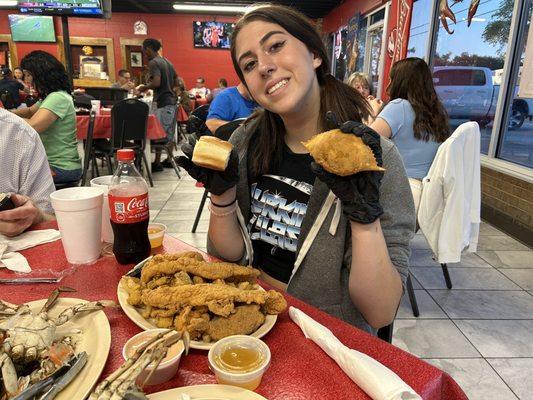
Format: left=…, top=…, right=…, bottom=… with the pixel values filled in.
left=1, top=222, right=467, bottom=400
left=76, top=114, right=167, bottom=141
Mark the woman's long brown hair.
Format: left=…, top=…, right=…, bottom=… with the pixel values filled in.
left=230, top=5, right=371, bottom=176
left=388, top=57, right=450, bottom=143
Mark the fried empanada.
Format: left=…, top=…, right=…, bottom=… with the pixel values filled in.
left=303, top=129, right=385, bottom=176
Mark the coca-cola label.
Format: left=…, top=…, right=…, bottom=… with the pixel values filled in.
left=109, top=193, right=149, bottom=224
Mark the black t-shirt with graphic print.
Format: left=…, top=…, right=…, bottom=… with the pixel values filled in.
left=248, top=144, right=315, bottom=283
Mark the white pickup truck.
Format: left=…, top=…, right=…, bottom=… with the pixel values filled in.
left=433, top=66, right=533, bottom=129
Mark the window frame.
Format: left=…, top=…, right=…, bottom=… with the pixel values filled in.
left=423, top=0, right=533, bottom=178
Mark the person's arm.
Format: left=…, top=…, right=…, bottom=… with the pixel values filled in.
left=370, top=117, right=392, bottom=138
left=25, top=108, right=58, bottom=134
left=207, top=187, right=245, bottom=261
left=348, top=220, right=403, bottom=328
left=206, top=118, right=230, bottom=134
left=0, top=194, right=54, bottom=237
left=138, top=60, right=161, bottom=91
left=11, top=102, right=39, bottom=119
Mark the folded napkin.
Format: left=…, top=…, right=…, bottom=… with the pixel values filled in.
left=0, top=229, right=61, bottom=273
left=289, top=307, right=421, bottom=400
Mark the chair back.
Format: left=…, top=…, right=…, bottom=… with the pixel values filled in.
left=81, top=110, right=97, bottom=186
left=0, top=89, right=15, bottom=109
left=111, top=98, right=149, bottom=149
left=186, top=104, right=210, bottom=137
left=214, top=118, right=246, bottom=141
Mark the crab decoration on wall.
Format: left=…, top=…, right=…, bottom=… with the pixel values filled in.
left=440, top=0, right=481, bottom=34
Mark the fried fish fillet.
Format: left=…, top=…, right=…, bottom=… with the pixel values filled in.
left=303, top=129, right=385, bottom=176
left=141, top=284, right=286, bottom=317
left=207, top=304, right=266, bottom=341
left=141, top=253, right=260, bottom=284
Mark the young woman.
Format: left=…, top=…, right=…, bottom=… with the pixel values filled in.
left=370, top=57, right=450, bottom=210
left=12, top=51, right=81, bottom=185
left=178, top=5, right=415, bottom=333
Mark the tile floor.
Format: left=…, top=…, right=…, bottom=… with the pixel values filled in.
left=132, top=166, right=533, bottom=400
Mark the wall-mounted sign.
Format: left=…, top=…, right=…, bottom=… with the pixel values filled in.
left=134, top=20, right=148, bottom=35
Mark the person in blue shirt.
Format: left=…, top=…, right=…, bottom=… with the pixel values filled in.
left=370, top=57, right=450, bottom=210
left=206, top=82, right=258, bottom=133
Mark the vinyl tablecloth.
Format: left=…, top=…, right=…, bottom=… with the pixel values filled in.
left=76, top=114, right=167, bottom=140
left=1, top=222, right=467, bottom=400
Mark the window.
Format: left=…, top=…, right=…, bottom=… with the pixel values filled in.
left=432, top=0, right=516, bottom=154
left=497, top=0, right=533, bottom=168
left=407, top=0, right=433, bottom=59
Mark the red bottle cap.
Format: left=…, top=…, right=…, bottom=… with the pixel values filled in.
left=117, top=149, right=135, bottom=162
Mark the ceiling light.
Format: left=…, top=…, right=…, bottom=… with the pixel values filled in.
left=172, top=4, right=249, bottom=14
left=0, top=0, right=18, bottom=6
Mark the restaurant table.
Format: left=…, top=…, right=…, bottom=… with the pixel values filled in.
left=1, top=222, right=467, bottom=400
left=76, top=114, right=167, bottom=141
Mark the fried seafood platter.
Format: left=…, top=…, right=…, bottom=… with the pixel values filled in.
left=118, top=252, right=287, bottom=350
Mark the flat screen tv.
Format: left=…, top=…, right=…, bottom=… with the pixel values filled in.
left=193, top=21, right=234, bottom=49
left=18, top=0, right=103, bottom=16
left=9, top=15, right=56, bottom=42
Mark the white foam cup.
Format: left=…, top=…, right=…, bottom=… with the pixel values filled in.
left=90, top=175, right=114, bottom=243
left=90, top=99, right=101, bottom=115
left=50, top=187, right=103, bottom=264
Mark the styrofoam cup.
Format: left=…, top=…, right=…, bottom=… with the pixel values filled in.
left=90, top=175, right=114, bottom=243
left=50, top=187, right=103, bottom=264
left=90, top=100, right=101, bottom=115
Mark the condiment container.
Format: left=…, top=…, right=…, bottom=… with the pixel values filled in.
left=147, top=223, right=166, bottom=249
left=208, top=335, right=271, bottom=391
left=122, top=328, right=184, bottom=385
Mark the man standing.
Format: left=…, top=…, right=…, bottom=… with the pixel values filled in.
left=0, top=68, right=25, bottom=109
left=189, top=77, right=210, bottom=100
left=138, top=39, right=177, bottom=171
left=206, top=82, right=258, bottom=134
left=112, top=69, right=136, bottom=91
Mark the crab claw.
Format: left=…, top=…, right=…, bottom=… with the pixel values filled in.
left=467, top=0, right=480, bottom=26
left=439, top=0, right=456, bottom=34
left=40, top=286, right=77, bottom=314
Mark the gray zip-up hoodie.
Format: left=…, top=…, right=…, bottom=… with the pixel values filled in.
left=207, top=119, right=416, bottom=334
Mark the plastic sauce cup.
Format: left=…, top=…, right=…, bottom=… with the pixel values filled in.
left=148, top=223, right=166, bottom=249
left=208, top=335, right=271, bottom=391
left=122, top=329, right=184, bottom=386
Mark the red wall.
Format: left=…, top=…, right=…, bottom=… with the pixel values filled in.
left=0, top=11, right=239, bottom=89
left=322, top=0, right=383, bottom=32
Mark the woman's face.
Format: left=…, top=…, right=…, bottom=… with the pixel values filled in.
left=23, top=70, right=33, bottom=84
left=353, top=82, right=370, bottom=98
left=235, top=21, right=322, bottom=117
left=14, top=69, right=23, bottom=80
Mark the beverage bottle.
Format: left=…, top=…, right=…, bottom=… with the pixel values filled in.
left=108, top=149, right=151, bottom=265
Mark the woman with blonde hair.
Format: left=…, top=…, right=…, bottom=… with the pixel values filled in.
left=177, top=4, right=415, bottom=334
left=346, top=72, right=382, bottom=121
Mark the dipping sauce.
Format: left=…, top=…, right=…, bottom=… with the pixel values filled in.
left=208, top=335, right=271, bottom=391
left=215, top=346, right=264, bottom=373
left=125, top=333, right=181, bottom=365
left=147, top=224, right=166, bottom=249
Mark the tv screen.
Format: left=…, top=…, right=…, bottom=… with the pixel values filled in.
left=9, top=14, right=56, bottom=42
left=193, top=21, right=234, bottom=49
left=18, top=0, right=103, bottom=16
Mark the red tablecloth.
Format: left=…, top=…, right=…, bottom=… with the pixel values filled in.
left=76, top=114, right=167, bottom=140
left=1, top=222, right=467, bottom=400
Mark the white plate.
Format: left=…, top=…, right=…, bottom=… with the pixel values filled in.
left=117, top=277, right=277, bottom=351
left=148, top=384, right=268, bottom=400
left=26, top=297, right=111, bottom=400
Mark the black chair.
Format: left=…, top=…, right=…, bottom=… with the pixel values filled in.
left=377, top=322, right=393, bottom=344
left=81, top=110, right=113, bottom=186
left=108, top=99, right=152, bottom=186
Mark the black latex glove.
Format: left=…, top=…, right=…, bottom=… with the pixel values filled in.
left=175, top=136, right=239, bottom=196
left=311, top=112, right=384, bottom=224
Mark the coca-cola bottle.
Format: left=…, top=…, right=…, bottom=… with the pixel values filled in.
left=108, top=149, right=151, bottom=265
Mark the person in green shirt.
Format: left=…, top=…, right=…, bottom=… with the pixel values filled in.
left=12, top=51, right=81, bottom=185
